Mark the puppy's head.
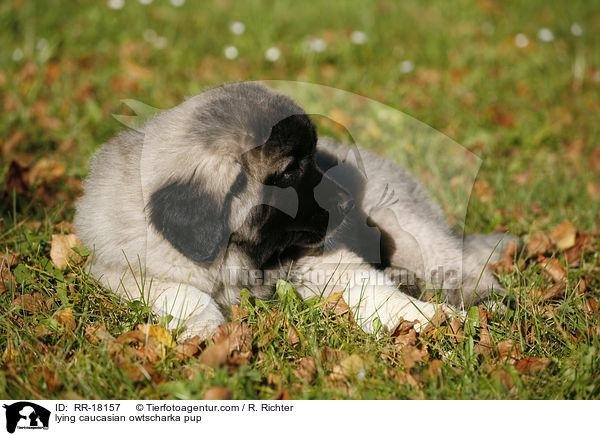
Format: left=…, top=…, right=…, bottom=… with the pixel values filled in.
left=148, top=83, right=351, bottom=268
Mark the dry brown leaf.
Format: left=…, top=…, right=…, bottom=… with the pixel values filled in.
left=473, top=180, right=495, bottom=203
left=50, top=234, right=83, bottom=270
left=392, top=320, right=418, bottom=348
left=473, top=327, right=493, bottom=355
left=4, top=160, right=29, bottom=196
left=322, top=292, right=353, bottom=322
left=55, top=308, right=76, bottom=330
left=331, top=354, right=365, bottom=380
left=0, top=253, right=19, bottom=268
left=423, top=359, right=442, bottom=381
left=328, top=108, right=353, bottom=128
left=2, top=131, right=26, bottom=156
left=198, top=321, right=252, bottom=368
left=401, top=345, right=429, bottom=369
left=514, top=357, right=551, bottom=375
left=11, top=294, right=44, bottom=312
left=550, top=220, right=577, bottom=250
left=136, top=324, right=175, bottom=348
left=85, top=324, right=115, bottom=344
left=590, top=147, right=600, bottom=173
left=497, top=339, right=522, bottom=363
left=587, top=181, right=600, bottom=200
left=564, top=233, right=595, bottom=267
left=230, top=304, right=248, bottom=321
left=494, top=240, right=517, bottom=274
left=320, top=346, right=346, bottom=363
left=448, top=318, right=464, bottom=344
left=274, top=390, right=291, bottom=400
left=527, top=231, right=553, bottom=257
left=538, top=257, right=566, bottom=282
left=1, top=264, right=17, bottom=294
left=203, top=386, right=233, bottom=400
left=294, top=357, right=316, bottom=382
left=174, top=336, right=204, bottom=360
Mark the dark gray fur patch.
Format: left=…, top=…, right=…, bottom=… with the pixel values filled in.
left=149, top=171, right=247, bottom=264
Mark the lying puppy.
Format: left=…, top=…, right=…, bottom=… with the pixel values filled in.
left=75, top=82, right=511, bottom=339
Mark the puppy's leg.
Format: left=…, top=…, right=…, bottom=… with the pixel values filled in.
left=88, top=262, right=224, bottom=340
left=292, top=250, right=455, bottom=333
left=149, top=281, right=226, bottom=340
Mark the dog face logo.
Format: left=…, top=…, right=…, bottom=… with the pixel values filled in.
left=2, top=402, right=50, bottom=433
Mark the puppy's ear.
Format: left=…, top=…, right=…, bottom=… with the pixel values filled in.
left=149, top=172, right=247, bottom=265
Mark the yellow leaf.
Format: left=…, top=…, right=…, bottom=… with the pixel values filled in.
left=55, top=308, right=76, bottom=330
left=50, top=234, right=83, bottom=270
left=550, top=219, right=577, bottom=250
left=136, top=324, right=175, bottom=348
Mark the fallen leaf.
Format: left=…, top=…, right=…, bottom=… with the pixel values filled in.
left=198, top=322, right=251, bottom=368
left=497, top=339, right=522, bottom=363
left=11, top=294, right=44, bottom=312
left=550, top=220, right=577, bottom=250
left=274, top=390, right=291, bottom=400
left=331, top=354, right=365, bottom=380
left=448, top=318, right=464, bottom=344
left=526, top=231, right=553, bottom=257
left=473, top=180, right=495, bottom=203
left=136, top=324, right=175, bottom=348
left=590, top=147, right=600, bottom=173
left=587, top=181, right=600, bottom=200
left=564, top=233, right=595, bottom=267
left=320, top=346, right=346, bottom=363
left=328, top=108, right=353, bottom=128
left=174, top=336, right=204, bottom=360
left=401, top=345, right=429, bottom=369
left=1, top=264, right=17, bottom=294
left=494, top=240, right=517, bottom=274
left=473, top=327, right=493, bottom=355
left=2, top=131, right=26, bottom=156
left=4, top=160, right=29, bottom=196
left=0, top=253, right=19, bottom=267
left=392, top=319, right=418, bottom=347
left=203, top=386, right=233, bottom=400
left=55, top=308, right=76, bottom=330
left=539, top=281, right=566, bottom=301
left=294, top=357, right=316, bottom=382
left=50, top=234, right=83, bottom=269
left=538, top=257, right=566, bottom=282
left=514, top=357, right=551, bottom=375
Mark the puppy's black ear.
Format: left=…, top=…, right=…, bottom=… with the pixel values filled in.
left=149, top=172, right=246, bottom=265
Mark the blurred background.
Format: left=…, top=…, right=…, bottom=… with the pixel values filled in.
left=1, top=0, right=599, bottom=233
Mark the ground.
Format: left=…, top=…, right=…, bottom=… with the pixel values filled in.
left=0, top=0, right=599, bottom=399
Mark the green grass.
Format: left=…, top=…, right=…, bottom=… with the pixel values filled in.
left=1, top=0, right=599, bottom=399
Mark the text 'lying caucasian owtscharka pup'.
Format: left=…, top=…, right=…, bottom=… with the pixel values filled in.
left=74, top=82, right=514, bottom=340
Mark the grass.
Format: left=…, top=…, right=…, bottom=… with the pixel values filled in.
left=1, top=0, right=599, bottom=399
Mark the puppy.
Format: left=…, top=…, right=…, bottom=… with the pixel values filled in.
left=75, top=82, right=511, bottom=339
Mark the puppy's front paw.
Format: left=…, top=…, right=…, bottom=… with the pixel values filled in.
left=172, top=312, right=226, bottom=341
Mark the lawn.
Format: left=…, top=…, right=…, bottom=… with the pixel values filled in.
left=1, top=0, right=599, bottom=399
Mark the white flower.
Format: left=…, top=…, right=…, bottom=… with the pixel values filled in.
left=153, top=36, right=167, bottom=49
left=350, top=30, right=368, bottom=45
left=107, top=0, right=125, bottom=10
left=170, top=0, right=185, bottom=6
left=304, top=37, right=327, bottom=53
left=398, top=60, right=414, bottom=74
left=265, top=47, right=281, bottom=62
left=138, top=0, right=152, bottom=4
left=12, top=48, right=23, bottom=62
left=514, top=33, right=529, bottom=48
left=481, top=22, right=494, bottom=36
left=143, top=29, right=157, bottom=42
left=571, top=23, right=583, bottom=36
left=224, top=46, right=238, bottom=60
left=230, top=21, right=245, bottom=35
left=537, top=28, right=554, bottom=42
left=36, top=38, right=48, bottom=51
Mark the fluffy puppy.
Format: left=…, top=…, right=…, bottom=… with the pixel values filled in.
left=75, top=82, right=511, bottom=339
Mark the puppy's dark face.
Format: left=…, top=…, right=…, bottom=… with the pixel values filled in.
left=149, top=110, right=351, bottom=269
left=236, top=114, right=351, bottom=268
